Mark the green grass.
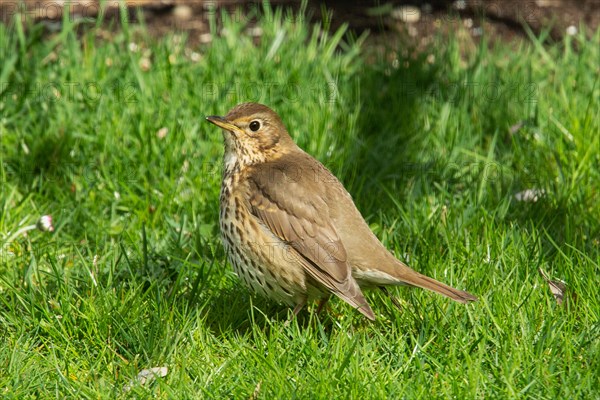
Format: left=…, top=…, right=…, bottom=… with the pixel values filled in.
left=1, top=6, right=599, bottom=398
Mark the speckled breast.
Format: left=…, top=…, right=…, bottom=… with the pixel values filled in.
left=219, top=176, right=301, bottom=306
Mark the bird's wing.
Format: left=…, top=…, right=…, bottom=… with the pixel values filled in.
left=246, top=159, right=374, bottom=320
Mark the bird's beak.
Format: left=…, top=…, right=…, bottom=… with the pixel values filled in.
left=206, top=115, right=241, bottom=134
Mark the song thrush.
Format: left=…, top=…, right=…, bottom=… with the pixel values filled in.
left=207, top=103, right=477, bottom=321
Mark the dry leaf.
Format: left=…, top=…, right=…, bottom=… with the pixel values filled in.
left=515, top=189, right=545, bottom=202
left=249, top=380, right=262, bottom=400
left=509, top=121, right=524, bottom=135
left=538, top=268, right=567, bottom=305
left=123, top=366, right=168, bottom=392
left=157, top=127, right=169, bottom=139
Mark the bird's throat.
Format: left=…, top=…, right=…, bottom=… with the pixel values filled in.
left=223, top=150, right=239, bottom=177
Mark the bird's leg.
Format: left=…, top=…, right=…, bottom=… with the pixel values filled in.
left=380, top=287, right=403, bottom=311
left=316, top=295, right=331, bottom=314
left=284, top=299, right=307, bottom=327
left=292, top=301, right=305, bottom=317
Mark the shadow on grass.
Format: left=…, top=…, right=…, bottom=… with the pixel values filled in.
left=197, top=269, right=376, bottom=336
left=347, top=36, right=597, bottom=262
left=345, top=49, right=442, bottom=213
left=199, top=284, right=344, bottom=336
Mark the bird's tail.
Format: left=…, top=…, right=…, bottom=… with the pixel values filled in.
left=404, top=271, right=478, bottom=303
left=389, top=260, right=478, bottom=303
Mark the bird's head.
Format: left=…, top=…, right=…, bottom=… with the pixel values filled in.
left=206, top=103, right=295, bottom=168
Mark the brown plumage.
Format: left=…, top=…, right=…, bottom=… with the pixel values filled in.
left=207, top=103, right=477, bottom=321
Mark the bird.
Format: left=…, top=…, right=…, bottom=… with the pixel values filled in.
left=206, top=102, right=477, bottom=321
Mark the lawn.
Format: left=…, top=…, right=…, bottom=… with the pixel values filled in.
left=0, top=5, right=598, bottom=399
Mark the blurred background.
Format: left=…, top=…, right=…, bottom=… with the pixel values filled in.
left=2, top=0, right=598, bottom=44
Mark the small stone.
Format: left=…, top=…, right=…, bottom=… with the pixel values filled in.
left=190, top=51, right=201, bottom=62
left=247, top=26, right=263, bottom=37
left=391, top=6, right=421, bottom=24
left=199, top=33, right=212, bottom=44
left=453, top=0, right=466, bottom=10
left=172, top=5, right=192, bottom=21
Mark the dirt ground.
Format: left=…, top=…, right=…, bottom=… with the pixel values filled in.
left=1, top=1, right=598, bottom=47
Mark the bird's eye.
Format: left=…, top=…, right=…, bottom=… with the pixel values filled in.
left=249, top=120, right=261, bottom=132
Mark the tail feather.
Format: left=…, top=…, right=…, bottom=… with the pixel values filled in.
left=406, top=272, right=478, bottom=304
left=401, top=270, right=478, bottom=303
left=373, top=256, right=478, bottom=303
